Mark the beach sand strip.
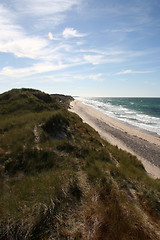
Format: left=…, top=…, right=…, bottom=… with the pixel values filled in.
left=70, top=100, right=160, bottom=179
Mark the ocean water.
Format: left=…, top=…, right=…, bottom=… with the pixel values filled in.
left=76, top=97, right=160, bottom=136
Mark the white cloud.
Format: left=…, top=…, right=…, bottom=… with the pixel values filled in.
left=63, top=28, right=86, bottom=39
left=48, top=32, right=54, bottom=40
left=0, top=6, right=85, bottom=78
left=84, top=55, right=104, bottom=65
left=0, top=62, right=70, bottom=78
left=76, top=41, right=85, bottom=46
left=58, top=73, right=103, bottom=82
left=13, top=0, right=81, bottom=27
left=84, top=54, right=124, bottom=65
left=0, top=5, right=88, bottom=64
left=116, top=69, right=154, bottom=75
left=0, top=37, right=49, bottom=59
left=40, top=75, right=71, bottom=83
left=117, top=69, right=133, bottom=74
left=0, top=2, right=155, bottom=85
left=88, top=73, right=103, bottom=81
left=0, top=5, right=50, bottom=59
left=15, top=0, right=80, bottom=16
left=81, top=48, right=150, bottom=60
left=111, top=27, right=140, bottom=33
left=0, top=4, right=86, bottom=62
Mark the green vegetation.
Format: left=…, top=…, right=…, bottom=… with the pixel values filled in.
left=0, top=88, right=160, bottom=239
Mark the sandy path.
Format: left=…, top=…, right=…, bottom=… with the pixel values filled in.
left=70, top=100, right=160, bottom=179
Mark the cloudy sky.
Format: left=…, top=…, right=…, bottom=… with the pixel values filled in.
left=0, top=0, right=160, bottom=96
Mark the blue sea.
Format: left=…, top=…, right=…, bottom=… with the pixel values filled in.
left=76, top=97, right=160, bottom=136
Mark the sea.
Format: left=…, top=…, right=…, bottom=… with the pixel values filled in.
left=75, top=97, right=160, bottom=136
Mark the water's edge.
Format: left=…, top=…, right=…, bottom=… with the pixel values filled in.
left=76, top=97, right=160, bottom=136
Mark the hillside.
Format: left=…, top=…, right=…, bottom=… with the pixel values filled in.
left=0, top=89, right=160, bottom=240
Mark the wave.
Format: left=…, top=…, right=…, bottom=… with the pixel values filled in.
left=76, top=97, right=160, bottom=136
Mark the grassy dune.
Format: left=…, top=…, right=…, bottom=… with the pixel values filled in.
left=0, top=89, right=160, bottom=239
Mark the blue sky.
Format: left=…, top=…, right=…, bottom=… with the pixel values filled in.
left=0, top=0, right=160, bottom=96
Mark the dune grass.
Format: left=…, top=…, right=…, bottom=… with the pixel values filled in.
left=0, top=89, right=160, bottom=239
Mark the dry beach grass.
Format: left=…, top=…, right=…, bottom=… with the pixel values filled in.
left=0, top=89, right=160, bottom=239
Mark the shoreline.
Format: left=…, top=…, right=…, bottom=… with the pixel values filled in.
left=70, top=100, right=160, bottom=179
left=100, top=110, right=160, bottom=139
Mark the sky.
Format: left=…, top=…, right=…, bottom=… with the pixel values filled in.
left=0, top=0, right=160, bottom=97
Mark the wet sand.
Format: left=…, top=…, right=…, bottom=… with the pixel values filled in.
left=70, top=100, right=160, bottom=179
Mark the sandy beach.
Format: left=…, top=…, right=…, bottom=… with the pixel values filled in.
left=70, top=100, right=160, bottom=179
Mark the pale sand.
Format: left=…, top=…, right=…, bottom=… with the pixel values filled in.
left=70, top=100, right=160, bottom=179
